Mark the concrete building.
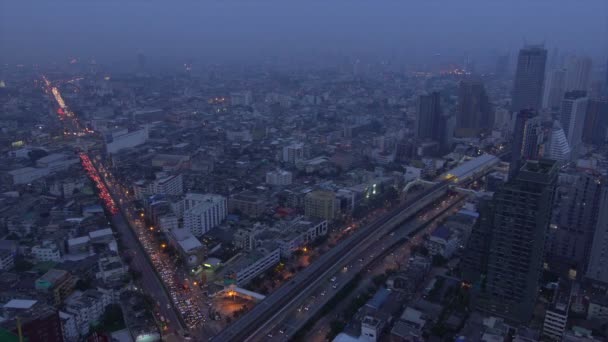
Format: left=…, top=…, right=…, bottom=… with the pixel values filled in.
left=586, top=187, right=608, bottom=283
left=104, top=127, right=148, bottom=154
left=133, top=173, right=183, bottom=200
left=65, top=288, right=115, bottom=336
left=35, top=269, right=77, bottom=306
left=180, top=193, right=227, bottom=236
left=169, top=228, right=205, bottom=266
left=7, top=167, right=50, bottom=185
left=565, top=56, right=592, bottom=92
left=1, top=300, right=64, bottom=342
left=305, top=190, right=338, bottom=221
left=543, top=69, right=567, bottom=110
left=511, top=45, right=547, bottom=112
left=230, top=90, right=253, bottom=106
left=229, top=191, right=266, bottom=218
left=416, top=91, right=442, bottom=141
left=455, top=80, right=493, bottom=137
left=587, top=296, right=608, bottom=321
left=265, top=169, right=293, bottom=186
left=223, top=244, right=281, bottom=286
left=96, top=255, right=128, bottom=282
left=426, top=226, right=459, bottom=259
left=548, top=171, right=604, bottom=279
left=465, top=159, right=558, bottom=323
left=583, top=99, right=608, bottom=146
left=32, top=241, right=62, bottom=262
left=542, top=285, right=571, bottom=341
left=36, top=153, right=79, bottom=173
left=282, top=142, right=305, bottom=164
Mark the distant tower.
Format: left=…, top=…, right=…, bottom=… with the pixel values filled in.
left=583, top=99, right=608, bottom=145
left=137, top=51, right=146, bottom=71
left=464, top=159, right=558, bottom=323
left=455, top=80, right=493, bottom=137
left=495, top=54, right=509, bottom=77
left=559, top=91, right=588, bottom=160
left=511, top=45, right=547, bottom=112
left=416, top=92, right=442, bottom=141
left=565, top=56, right=592, bottom=92
left=543, top=69, right=566, bottom=110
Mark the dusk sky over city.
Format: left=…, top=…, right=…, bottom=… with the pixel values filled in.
left=1, top=2, right=608, bottom=342
left=1, top=1, right=607, bottom=64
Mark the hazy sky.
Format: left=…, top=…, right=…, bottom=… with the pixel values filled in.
left=1, top=1, right=607, bottom=65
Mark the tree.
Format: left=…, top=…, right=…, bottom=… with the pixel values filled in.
left=14, top=258, right=33, bottom=272
left=101, top=304, right=125, bottom=331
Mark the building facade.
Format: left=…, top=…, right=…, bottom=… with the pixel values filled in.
left=511, top=45, right=547, bottom=112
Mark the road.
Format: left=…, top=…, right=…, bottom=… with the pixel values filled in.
left=261, top=193, right=466, bottom=342
left=211, top=180, right=450, bottom=342
left=41, top=77, right=185, bottom=336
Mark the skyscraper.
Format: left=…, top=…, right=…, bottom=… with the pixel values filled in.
left=416, top=92, right=442, bottom=141
left=547, top=171, right=604, bottom=278
left=464, top=159, right=558, bottom=323
left=495, top=54, right=509, bottom=77
left=510, top=110, right=543, bottom=179
left=511, top=45, right=547, bottom=112
left=455, top=80, right=493, bottom=137
left=583, top=99, right=608, bottom=146
left=542, top=69, right=566, bottom=110
left=586, top=186, right=608, bottom=283
left=565, top=56, right=592, bottom=92
left=559, top=91, right=588, bottom=160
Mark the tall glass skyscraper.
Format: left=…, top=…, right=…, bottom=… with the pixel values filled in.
left=511, top=45, right=548, bottom=113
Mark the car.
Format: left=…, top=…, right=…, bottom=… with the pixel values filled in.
left=330, top=276, right=337, bottom=282
left=332, top=283, right=338, bottom=289
left=321, top=291, right=326, bottom=296
left=304, top=305, right=309, bottom=311
left=279, top=327, right=285, bottom=334
left=267, top=333, right=273, bottom=338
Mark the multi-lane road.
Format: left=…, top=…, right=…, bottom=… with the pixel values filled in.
left=260, top=192, right=466, bottom=341
left=41, top=77, right=185, bottom=336
left=212, top=180, right=451, bottom=342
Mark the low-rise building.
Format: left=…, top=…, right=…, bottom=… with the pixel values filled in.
left=587, top=295, right=608, bottom=321
left=32, top=241, right=62, bottom=262
left=0, top=299, right=64, bottom=342
left=229, top=191, right=266, bottom=218
left=35, top=269, right=77, bottom=306
left=543, top=286, right=571, bottom=341
left=265, top=169, right=293, bottom=186
left=426, top=226, right=459, bottom=259
left=223, top=243, right=280, bottom=286
left=304, top=190, right=338, bottom=221
left=96, top=255, right=128, bottom=282
left=169, top=228, right=205, bottom=266
left=65, top=288, right=115, bottom=336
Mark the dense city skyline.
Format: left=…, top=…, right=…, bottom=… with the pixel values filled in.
left=1, top=3, right=608, bottom=342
